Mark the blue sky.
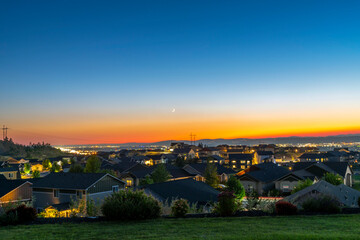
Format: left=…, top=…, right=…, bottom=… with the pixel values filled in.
left=1, top=1, right=360, bottom=144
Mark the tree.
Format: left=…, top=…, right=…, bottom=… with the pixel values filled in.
left=42, top=159, right=52, bottom=170
left=140, top=175, right=154, bottom=186
left=323, top=172, right=343, bottom=186
left=32, top=170, right=40, bottom=178
left=151, top=164, right=170, bottom=183
left=23, top=163, right=31, bottom=174
left=291, top=179, right=313, bottom=194
left=50, top=162, right=61, bottom=172
left=226, top=175, right=245, bottom=200
left=84, top=155, right=101, bottom=173
left=69, top=163, right=84, bottom=173
left=204, top=163, right=219, bottom=188
left=174, top=156, right=185, bottom=167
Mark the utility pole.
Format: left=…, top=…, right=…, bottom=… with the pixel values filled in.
left=189, top=133, right=196, bottom=146
left=2, top=125, right=8, bottom=140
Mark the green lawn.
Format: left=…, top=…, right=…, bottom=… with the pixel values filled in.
left=352, top=175, right=360, bottom=191
left=1, top=215, right=360, bottom=240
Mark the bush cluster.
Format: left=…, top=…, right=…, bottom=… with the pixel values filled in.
left=301, top=195, right=341, bottom=214
left=216, top=191, right=237, bottom=216
left=171, top=199, right=189, bottom=217
left=275, top=201, right=297, bottom=215
left=1, top=205, right=37, bottom=225
left=101, top=190, right=161, bottom=220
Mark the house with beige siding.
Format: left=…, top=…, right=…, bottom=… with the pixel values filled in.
left=0, top=179, right=32, bottom=204
left=32, top=172, right=125, bottom=214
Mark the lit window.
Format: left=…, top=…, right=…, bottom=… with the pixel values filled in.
left=241, top=161, right=246, bottom=164
left=54, top=189, right=59, bottom=198
left=112, top=185, right=119, bottom=193
left=282, top=185, right=289, bottom=189
left=126, top=179, right=133, bottom=186
left=232, top=165, right=236, bottom=168
left=241, top=166, right=246, bottom=169
left=232, top=160, right=236, bottom=163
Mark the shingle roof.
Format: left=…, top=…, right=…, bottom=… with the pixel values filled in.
left=0, top=179, right=31, bottom=198
left=284, top=180, right=360, bottom=207
left=228, top=153, right=253, bottom=161
left=257, top=151, right=274, bottom=156
left=32, top=172, right=115, bottom=190
left=292, top=162, right=350, bottom=178
left=0, top=167, right=18, bottom=172
left=239, top=163, right=290, bottom=183
left=143, top=178, right=219, bottom=205
left=186, top=163, right=236, bottom=175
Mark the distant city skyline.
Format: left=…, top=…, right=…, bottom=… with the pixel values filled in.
left=1, top=1, right=360, bottom=145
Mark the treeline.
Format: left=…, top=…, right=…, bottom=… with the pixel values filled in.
left=0, top=138, right=66, bottom=159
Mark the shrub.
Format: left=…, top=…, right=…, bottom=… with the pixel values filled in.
left=275, top=201, right=297, bottom=215
left=323, top=173, right=343, bottom=186
left=101, top=190, right=161, bottom=220
left=216, top=191, right=237, bottom=216
left=171, top=199, right=189, bottom=217
left=226, top=176, right=245, bottom=200
left=291, top=179, right=313, bottom=194
left=5, top=205, right=37, bottom=224
left=302, top=195, right=341, bottom=214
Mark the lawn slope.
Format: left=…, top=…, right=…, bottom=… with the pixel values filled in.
left=1, top=215, right=359, bottom=240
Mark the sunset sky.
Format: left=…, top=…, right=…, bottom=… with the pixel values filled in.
left=1, top=1, right=360, bottom=145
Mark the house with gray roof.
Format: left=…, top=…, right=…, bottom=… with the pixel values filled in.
left=237, top=163, right=290, bottom=195
left=284, top=180, right=360, bottom=208
left=32, top=172, right=125, bottom=213
left=142, top=178, right=219, bottom=206
left=0, top=179, right=32, bottom=204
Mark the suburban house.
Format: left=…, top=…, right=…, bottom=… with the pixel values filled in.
left=256, top=151, right=275, bottom=163
left=198, top=155, right=225, bottom=164
left=0, top=166, right=20, bottom=180
left=228, top=153, right=257, bottom=170
left=120, top=163, right=193, bottom=188
left=183, top=163, right=236, bottom=182
left=298, top=153, right=330, bottom=162
left=32, top=172, right=125, bottom=216
left=291, top=162, right=353, bottom=186
left=284, top=180, right=360, bottom=208
left=237, top=163, right=290, bottom=195
left=142, top=178, right=219, bottom=206
left=0, top=179, right=32, bottom=204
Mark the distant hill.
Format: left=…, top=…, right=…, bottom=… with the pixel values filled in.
left=0, top=138, right=68, bottom=159
left=146, top=135, right=360, bottom=147
left=62, top=134, right=360, bottom=147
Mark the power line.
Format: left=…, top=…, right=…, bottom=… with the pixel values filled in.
left=2, top=125, right=8, bottom=140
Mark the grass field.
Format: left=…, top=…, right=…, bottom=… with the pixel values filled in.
left=1, top=214, right=360, bottom=240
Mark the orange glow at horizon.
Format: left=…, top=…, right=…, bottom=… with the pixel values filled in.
left=8, top=113, right=360, bottom=145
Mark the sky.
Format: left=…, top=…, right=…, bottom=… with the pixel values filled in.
left=1, top=0, right=360, bottom=145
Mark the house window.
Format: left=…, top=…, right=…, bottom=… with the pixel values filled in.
left=54, top=189, right=59, bottom=198
left=76, top=191, right=82, bottom=199
left=232, top=165, right=236, bottom=169
left=231, top=160, right=236, bottom=163
left=9, top=173, right=14, bottom=178
left=241, top=161, right=246, bottom=164
left=241, top=166, right=246, bottom=169
left=126, top=179, right=133, bottom=187
left=112, top=185, right=119, bottom=193
left=282, top=185, right=289, bottom=189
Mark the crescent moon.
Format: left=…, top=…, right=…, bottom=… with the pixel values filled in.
left=172, top=108, right=176, bottom=113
